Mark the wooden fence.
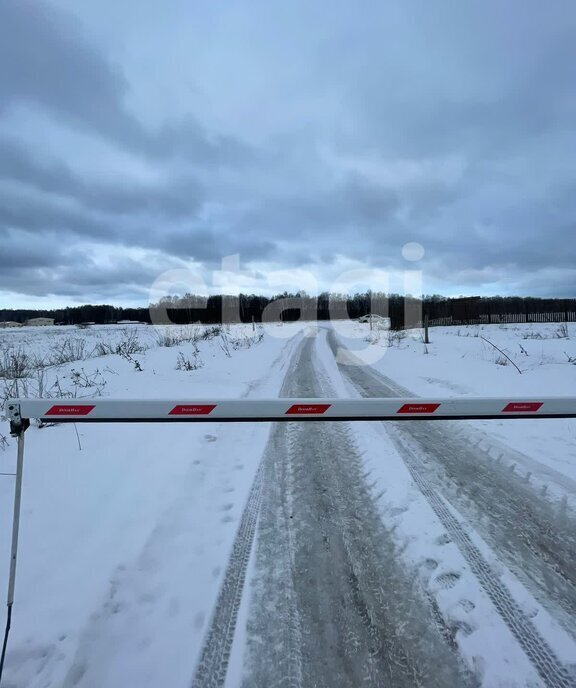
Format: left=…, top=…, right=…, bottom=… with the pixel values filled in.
left=385, top=297, right=576, bottom=330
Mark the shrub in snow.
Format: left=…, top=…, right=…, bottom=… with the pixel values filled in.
left=176, top=349, right=203, bottom=371
left=116, top=330, right=148, bottom=355
left=0, top=346, right=31, bottom=379
left=219, top=333, right=231, bottom=358
left=48, top=337, right=88, bottom=365
left=228, top=330, right=265, bottom=351
left=200, top=326, right=223, bottom=340
left=155, top=326, right=196, bottom=347
left=94, top=330, right=147, bottom=357
left=388, top=330, right=407, bottom=347
left=69, top=368, right=107, bottom=392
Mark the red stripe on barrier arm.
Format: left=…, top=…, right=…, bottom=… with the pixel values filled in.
left=502, top=402, right=543, bottom=413
left=397, top=403, right=441, bottom=414
left=45, top=404, right=95, bottom=416
left=286, top=404, right=332, bottom=415
left=169, top=404, right=217, bottom=415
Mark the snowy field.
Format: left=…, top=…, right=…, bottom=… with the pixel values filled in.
left=335, top=320, right=576, bottom=490
left=0, top=321, right=575, bottom=687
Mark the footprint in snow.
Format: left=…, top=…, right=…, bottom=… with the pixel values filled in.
left=435, top=572, right=461, bottom=589
left=451, top=619, right=475, bottom=637
left=459, top=599, right=475, bottom=613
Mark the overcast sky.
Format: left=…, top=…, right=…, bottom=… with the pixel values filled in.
left=1, top=0, right=575, bottom=308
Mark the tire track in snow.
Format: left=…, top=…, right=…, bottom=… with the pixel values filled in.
left=191, top=331, right=306, bottom=688
left=242, top=336, right=475, bottom=688
left=190, top=462, right=264, bottom=688
left=399, top=439, right=575, bottom=688
left=328, top=330, right=576, bottom=688
left=328, top=330, right=576, bottom=616
left=242, top=422, right=304, bottom=688
left=331, top=327, right=576, bottom=631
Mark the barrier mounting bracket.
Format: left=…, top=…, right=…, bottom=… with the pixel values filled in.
left=6, top=404, right=29, bottom=437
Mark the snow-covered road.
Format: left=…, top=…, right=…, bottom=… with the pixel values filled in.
left=192, top=327, right=576, bottom=688
left=326, top=328, right=575, bottom=687
left=242, top=334, right=473, bottom=688
left=328, top=328, right=576, bottom=634
left=1, top=322, right=575, bottom=687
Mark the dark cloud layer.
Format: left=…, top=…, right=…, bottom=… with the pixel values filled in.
left=0, top=1, right=252, bottom=166
left=0, top=0, right=575, bottom=305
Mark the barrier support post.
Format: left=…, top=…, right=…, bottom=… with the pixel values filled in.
left=0, top=407, right=29, bottom=683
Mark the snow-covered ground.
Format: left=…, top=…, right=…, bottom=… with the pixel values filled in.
left=333, top=320, right=576, bottom=492
left=0, top=321, right=575, bottom=687
left=0, top=323, right=300, bottom=688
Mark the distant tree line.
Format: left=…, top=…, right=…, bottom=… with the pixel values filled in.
left=1, top=294, right=575, bottom=330
left=0, top=304, right=150, bottom=326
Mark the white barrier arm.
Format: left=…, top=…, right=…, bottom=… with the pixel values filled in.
left=2, top=393, right=576, bottom=682
left=6, top=397, right=576, bottom=426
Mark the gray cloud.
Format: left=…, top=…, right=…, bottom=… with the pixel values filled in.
left=0, top=1, right=130, bottom=137
left=0, top=242, right=182, bottom=301
left=0, top=0, right=253, bottom=167
left=0, top=0, right=574, bottom=305
left=0, top=136, right=205, bottom=222
left=0, top=228, right=82, bottom=269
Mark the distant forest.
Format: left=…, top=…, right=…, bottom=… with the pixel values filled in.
left=2, top=294, right=576, bottom=330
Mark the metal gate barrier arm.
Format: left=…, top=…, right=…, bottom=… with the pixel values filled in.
left=6, top=396, right=576, bottom=426
left=1, top=395, right=576, bottom=684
